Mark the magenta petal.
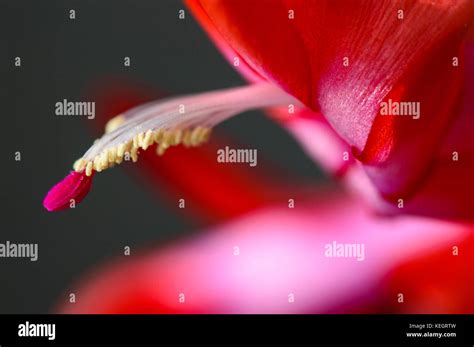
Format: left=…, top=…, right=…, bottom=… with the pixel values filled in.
left=43, top=171, right=93, bottom=212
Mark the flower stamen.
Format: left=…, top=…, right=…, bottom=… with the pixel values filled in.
left=44, top=82, right=301, bottom=211
left=72, top=83, right=300, bottom=176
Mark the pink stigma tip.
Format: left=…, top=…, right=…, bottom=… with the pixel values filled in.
left=43, top=171, right=93, bottom=212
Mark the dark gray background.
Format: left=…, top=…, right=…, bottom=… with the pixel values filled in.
left=0, top=0, right=326, bottom=313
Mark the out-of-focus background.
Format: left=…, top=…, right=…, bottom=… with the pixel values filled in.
left=0, top=0, right=326, bottom=313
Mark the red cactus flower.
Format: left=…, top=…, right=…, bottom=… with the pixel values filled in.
left=43, top=1, right=474, bottom=314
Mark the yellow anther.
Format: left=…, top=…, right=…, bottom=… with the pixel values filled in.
left=85, top=162, right=93, bottom=176
left=133, top=134, right=139, bottom=148
left=162, top=131, right=174, bottom=146
left=131, top=147, right=139, bottom=162
left=156, top=143, right=169, bottom=156
left=124, top=139, right=133, bottom=153
left=202, top=128, right=211, bottom=142
left=153, top=129, right=164, bottom=143
left=108, top=148, right=117, bottom=163
left=93, top=156, right=102, bottom=172
left=182, top=130, right=192, bottom=147
left=137, top=132, right=145, bottom=148
left=100, top=151, right=108, bottom=168
left=117, top=143, right=126, bottom=157
left=105, top=115, right=126, bottom=134
left=73, top=126, right=212, bottom=177
left=73, top=158, right=86, bottom=172
left=142, top=130, right=154, bottom=150
left=190, top=127, right=203, bottom=146
left=172, top=129, right=183, bottom=145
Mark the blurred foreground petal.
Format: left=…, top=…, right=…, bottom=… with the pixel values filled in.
left=58, top=195, right=471, bottom=313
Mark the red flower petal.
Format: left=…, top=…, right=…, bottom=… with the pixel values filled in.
left=188, top=0, right=474, bottom=217
left=383, top=232, right=474, bottom=313
left=189, top=0, right=472, bottom=147
left=345, top=37, right=474, bottom=220
left=43, top=171, right=93, bottom=212
left=185, top=0, right=262, bottom=83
